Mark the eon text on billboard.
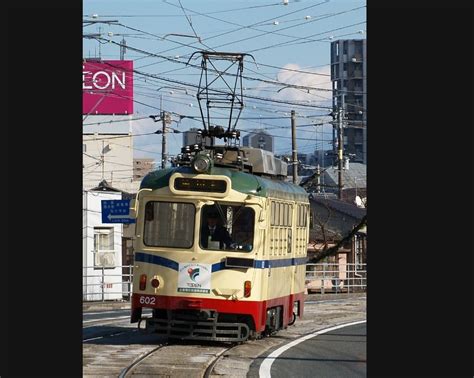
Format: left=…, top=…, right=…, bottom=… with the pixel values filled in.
left=83, top=60, right=134, bottom=115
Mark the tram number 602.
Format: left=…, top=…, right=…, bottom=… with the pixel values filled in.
left=139, top=296, right=156, bottom=305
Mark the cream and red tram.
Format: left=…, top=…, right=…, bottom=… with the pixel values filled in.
left=130, top=152, right=310, bottom=342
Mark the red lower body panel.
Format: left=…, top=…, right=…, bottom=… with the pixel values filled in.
left=132, top=292, right=305, bottom=333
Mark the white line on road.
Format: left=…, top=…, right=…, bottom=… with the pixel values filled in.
left=83, top=315, right=130, bottom=324
left=83, top=329, right=138, bottom=342
left=84, top=310, right=130, bottom=316
left=258, top=319, right=367, bottom=378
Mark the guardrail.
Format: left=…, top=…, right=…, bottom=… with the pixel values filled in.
left=82, top=263, right=366, bottom=301
left=305, top=263, right=366, bottom=294
left=83, top=265, right=133, bottom=302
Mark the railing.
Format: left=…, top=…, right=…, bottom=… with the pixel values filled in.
left=83, top=265, right=133, bottom=302
left=305, top=263, right=367, bottom=294
left=82, top=263, right=366, bottom=301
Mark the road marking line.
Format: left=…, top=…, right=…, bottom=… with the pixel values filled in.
left=84, top=309, right=150, bottom=316
left=83, top=315, right=130, bottom=324
left=83, top=329, right=138, bottom=342
left=83, top=310, right=130, bottom=316
left=259, top=319, right=367, bottom=378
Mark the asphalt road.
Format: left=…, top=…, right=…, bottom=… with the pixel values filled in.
left=263, top=322, right=366, bottom=378
left=82, top=308, right=151, bottom=341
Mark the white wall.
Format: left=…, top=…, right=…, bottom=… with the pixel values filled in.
left=83, top=190, right=124, bottom=301
left=83, top=134, right=140, bottom=193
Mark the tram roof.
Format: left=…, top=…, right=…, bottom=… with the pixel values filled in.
left=140, top=166, right=309, bottom=202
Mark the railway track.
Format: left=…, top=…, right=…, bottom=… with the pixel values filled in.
left=83, top=295, right=366, bottom=377
left=118, top=342, right=169, bottom=378
left=203, top=344, right=240, bottom=378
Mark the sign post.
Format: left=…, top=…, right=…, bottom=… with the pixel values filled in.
left=101, top=199, right=135, bottom=224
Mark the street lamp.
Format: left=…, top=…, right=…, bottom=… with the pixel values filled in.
left=156, top=86, right=190, bottom=95
left=162, top=33, right=202, bottom=43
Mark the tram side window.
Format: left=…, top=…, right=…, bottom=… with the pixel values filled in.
left=270, top=201, right=293, bottom=228
left=297, top=205, right=308, bottom=227
left=271, top=201, right=276, bottom=226
left=200, top=204, right=255, bottom=252
left=143, top=202, right=195, bottom=248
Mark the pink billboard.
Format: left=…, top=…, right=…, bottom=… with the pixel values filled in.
left=83, top=60, right=133, bottom=115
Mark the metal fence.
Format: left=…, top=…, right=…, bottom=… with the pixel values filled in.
left=82, top=263, right=366, bottom=301
left=305, top=263, right=367, bottom=294
left=83, top=265, right=133, bottom=302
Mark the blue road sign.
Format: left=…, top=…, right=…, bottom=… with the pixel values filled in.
left=101, top=199, right=136, bottom=224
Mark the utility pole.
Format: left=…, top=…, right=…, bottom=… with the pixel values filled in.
left=120, top=37, right=126, bottom=60
left=101, top=140, right=105, bottom=181
left=337, top=93, right=345, bottom=200
left=98, top=26, right=102, bottom=59
left=316, top=164, right=321, bottom=194
left=161, top=111, right=168, bottom=169
left=291, top=110, right=298, bottom=184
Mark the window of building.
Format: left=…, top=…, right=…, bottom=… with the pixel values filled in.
left=343, top=41, right=348, bottom=54
left=93, top=227, right=116, bottom=268
left=94, top=227, right=114, bottom=252
left=144, top=202, right=195, bottom=248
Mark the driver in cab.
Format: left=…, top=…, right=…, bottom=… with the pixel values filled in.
left=201, top=211, right=236, bottom=250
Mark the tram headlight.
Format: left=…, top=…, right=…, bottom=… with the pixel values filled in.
left=192, top=155, right=211, bottom=173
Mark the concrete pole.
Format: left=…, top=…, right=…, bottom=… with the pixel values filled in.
left=291, top=110, right=298, bottom=184
left=316, top=164, right=321, bottom=194
left=337, top=93, right=345, bottom=200
left=162, top=111, right=167, bottom=169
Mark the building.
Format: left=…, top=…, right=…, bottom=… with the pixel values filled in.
left=300, top=162, right=366, bottom=204
left=83, top=187, right=124, bottom=301
left=306, top=194, right=367, bottom=293
left=242, top=130, right=274, bottom=152
left=83, top=115, right=141, bottom=193
left=311, top=149, right=335, bottom=168
left=308, top=194, right=366, bottom=264
left=330, top=39, right=367, bottom=164
left=83, top=60, right=143, bottom=301
left=133, top=158, right=155, bottom=180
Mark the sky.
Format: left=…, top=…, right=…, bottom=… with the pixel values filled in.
left=83, top=0, right=366, bottom=166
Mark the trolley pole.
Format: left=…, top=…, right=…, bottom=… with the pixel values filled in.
left=291, top=110, right=298, bottom=184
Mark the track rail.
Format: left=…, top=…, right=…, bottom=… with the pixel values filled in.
left=118, top=343, right=169, bottom=378
left=203, top=344, right=239, bottom=378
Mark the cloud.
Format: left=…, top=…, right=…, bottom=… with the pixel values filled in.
left=274, top=64, right=332, bottom=105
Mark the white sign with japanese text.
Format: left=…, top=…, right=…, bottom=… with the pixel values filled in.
left=177, top=263, right=211, bottom=294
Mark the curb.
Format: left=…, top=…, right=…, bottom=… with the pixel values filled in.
left=83, top=301, right=131, bottom=312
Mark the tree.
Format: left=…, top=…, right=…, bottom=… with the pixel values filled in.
left=308, top=215, right=367, bottom=263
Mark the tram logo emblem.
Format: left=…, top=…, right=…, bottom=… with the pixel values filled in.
left=178, top=263, right=211, bottom=294
left=187, top=267, right=200, bottom=282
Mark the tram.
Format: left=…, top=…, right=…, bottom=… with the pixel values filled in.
left=130, top=144, right=310, bottom=342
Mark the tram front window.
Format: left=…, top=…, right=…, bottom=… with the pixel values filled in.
left=200, top=204, right=254, bottom=252
left=143, top=201, right=195, bottom=248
